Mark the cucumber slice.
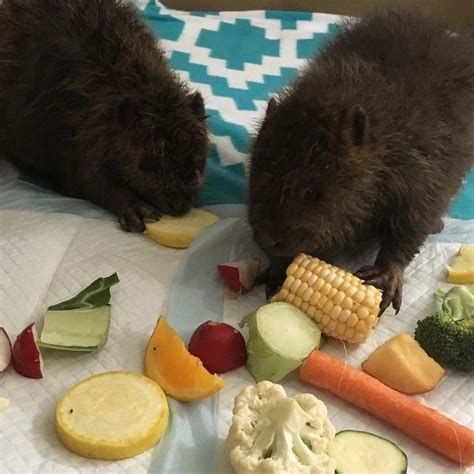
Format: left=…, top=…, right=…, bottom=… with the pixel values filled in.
left=240, top=302, right=321, bottom=382
left=329, top=430, right=408, bottom=474
left=38, top=306, right=111, bottom=351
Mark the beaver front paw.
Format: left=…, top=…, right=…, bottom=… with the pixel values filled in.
left=119, top=201, right=161, bottom=232
left=355, top=262, right=404, bottom=316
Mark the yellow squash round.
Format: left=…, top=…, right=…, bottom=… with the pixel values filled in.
left=144, top=208, right=220, bottom=249
left=56, top=371, right=169, bottom=460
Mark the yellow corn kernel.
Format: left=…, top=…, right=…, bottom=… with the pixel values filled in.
left=272, top=253, right=382, bottom=344
left=296, top=281, right=309, bottom=297
left=283, top=275, right=295, bottom=289
left=287, top=262, right=298, bottom=276
left=294, top=266, right=306, bottom=280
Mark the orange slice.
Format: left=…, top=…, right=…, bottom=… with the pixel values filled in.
left=144, top=316, right=224, bottom=401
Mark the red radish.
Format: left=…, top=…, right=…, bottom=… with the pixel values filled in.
left=217, top=259, right=259, bottom=294
left=12, top=323, right=43, bottom=379
left=188, top=321, right=247, bottom=374
left=0, top=327, right=12, bottom=372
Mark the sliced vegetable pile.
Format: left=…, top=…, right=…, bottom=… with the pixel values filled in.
left=1, top=273, right=119, bottom=380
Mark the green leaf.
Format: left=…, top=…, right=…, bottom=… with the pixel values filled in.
left=48, top=273, right=120, bottom=310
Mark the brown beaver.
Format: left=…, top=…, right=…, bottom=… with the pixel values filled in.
left=248, top=11, right=474, bottom=314
left=0, top=0, right=208, bottom=231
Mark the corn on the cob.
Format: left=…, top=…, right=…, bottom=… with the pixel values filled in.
left=271, top=253, right=382, bottom=344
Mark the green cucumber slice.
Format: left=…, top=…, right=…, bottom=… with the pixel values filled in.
left=329, top=430, right=408, bottom=474
left=38, top=306, right=111, bottom=351
left=240, top=302, right=321, bottom=383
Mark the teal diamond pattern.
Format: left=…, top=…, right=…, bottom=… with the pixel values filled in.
left=196, top=19, right=280, bottom=71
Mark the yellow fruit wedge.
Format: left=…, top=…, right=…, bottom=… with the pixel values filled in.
left=144, top=316, right=224, bottom=401
left=447, top=246, right=474, bottom=284
left=56, top=371, right=169, bottom=460
left=144, top=208, right=220, bottom=249
left=362, top=333, right=445, bottom=395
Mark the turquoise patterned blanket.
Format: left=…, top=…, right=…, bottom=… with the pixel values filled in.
left=140, top=1, right=473, bottom=219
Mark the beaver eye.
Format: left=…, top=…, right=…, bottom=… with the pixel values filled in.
left=302, top=187, right=321, bottom=202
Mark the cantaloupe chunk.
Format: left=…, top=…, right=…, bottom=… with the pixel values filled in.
left=447, top=246, right=474, bottom=284
left=56, top=371, right=169, bottom=460
left=362, top=333, right=445, bottom=395
left=144, top=208, right=220, bottom=249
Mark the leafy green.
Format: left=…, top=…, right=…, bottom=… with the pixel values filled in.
left=48, top=273, right=119, bottom=310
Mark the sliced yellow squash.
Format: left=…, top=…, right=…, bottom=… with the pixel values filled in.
left=144, top=208, right=220, bottom=249
left=447, top=246, right=474, bottom=284
left=56, top=371, right=169, bottom=460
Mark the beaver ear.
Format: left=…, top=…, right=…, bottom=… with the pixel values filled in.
left=350, top=105, right=368, bottom=146
left=116, top=96, right=138, bottom=128
left=188, top=92, right=206, bottom=119
left=266, top=97, right=278, bottom=117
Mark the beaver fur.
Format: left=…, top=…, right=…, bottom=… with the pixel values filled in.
left=0, top=0, right=208, bottom=231
left=248, top=11, right=474, bottom=314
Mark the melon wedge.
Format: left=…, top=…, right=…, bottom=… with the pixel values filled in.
left=144, top=316, right=224, bottom=401
left=362, top=333, right=445, bottom=394
left=56, top=371, right=168, bottom=460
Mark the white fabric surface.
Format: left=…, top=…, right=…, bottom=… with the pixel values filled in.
left=0, top=159, right=473, bottom=473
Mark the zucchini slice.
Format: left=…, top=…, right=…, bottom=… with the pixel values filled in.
left=329, top=430, right=408, bottom=474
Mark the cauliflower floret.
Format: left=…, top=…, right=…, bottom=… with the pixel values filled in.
left=226, top=381, right=336, bottom=474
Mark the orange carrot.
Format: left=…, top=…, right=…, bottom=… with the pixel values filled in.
left=300, top=350, right=474, bottom=467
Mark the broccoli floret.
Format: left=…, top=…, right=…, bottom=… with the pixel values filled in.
left=414, top=286, right=474, bottom=372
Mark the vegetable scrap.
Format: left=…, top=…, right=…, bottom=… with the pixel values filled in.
left=240, top=302, right=321, bottom=383
left=272, top=253, right=382, bottom=344
left=0, top=397, right=10, bottom=412
left=300, top=350, right=474, bottom=466
left=218, top=259, right=260, bottom=296
left=226, top=381, right=336, bottom=474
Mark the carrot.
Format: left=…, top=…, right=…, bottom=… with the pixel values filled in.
left=300, top=350, right=474, bottom=467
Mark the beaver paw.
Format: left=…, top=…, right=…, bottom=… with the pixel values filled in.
left=355, top=262, right=404, bottom=316
left=119, top=202, right=161, bottom=232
